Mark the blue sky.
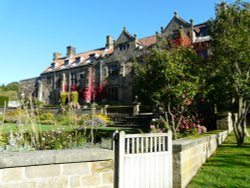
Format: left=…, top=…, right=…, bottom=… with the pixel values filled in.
left=0, top=0, right=224, bottom=85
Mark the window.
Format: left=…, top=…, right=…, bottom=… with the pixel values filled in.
left=119, top=43, right=130, bottom=51
left=56, top=78, right=61, bottom=88
left=75, top=57, right=81, bottom=64
left=47, top=76, right=52, bottom=85
left=71, top=73, right=77, bottom=85
left=51, top=63, right=56, bottom=69
left=197, top=50, right=208, bottom=59
left=107, top=87, right=118, bottom=101
left=88, top=54, right=98, bottom=63
left=64, top=60, right=69, bottom=66
left=108, top=64, right=119, bottom=76
left=202, top=50, right=208, bottom=59
left=197, top=27, right=208, bottom=37
left=80, top=73, right=84, bottom=79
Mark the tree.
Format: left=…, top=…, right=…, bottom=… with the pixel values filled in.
left=3, top=82, right=19, bottom=91
left=135, top=42, right=201, bottom=139
left=208, top=1, right=250, bottom=146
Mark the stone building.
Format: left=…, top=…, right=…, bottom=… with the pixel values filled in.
left=20, top=13, right=211, bottom=105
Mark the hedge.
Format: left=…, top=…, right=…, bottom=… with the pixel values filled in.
left=0, top=96, right=8, bottom=107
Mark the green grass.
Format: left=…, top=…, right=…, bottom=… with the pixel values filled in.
left=0, top=123, right=77, bottom=134
left=187, top=128, right=250, bottom=188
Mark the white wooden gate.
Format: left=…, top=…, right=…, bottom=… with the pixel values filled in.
left=113, top=131, right=172, bottom=188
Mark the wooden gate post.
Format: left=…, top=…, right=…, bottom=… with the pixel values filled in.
left=113, top=130, right=119, bottom=188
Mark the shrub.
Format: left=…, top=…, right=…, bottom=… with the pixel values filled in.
left=37, top=131, right=87, bottom=150
left=0, top=130, right=87, bottom=151
left=78, top=114, right=111, bottom=128
left=0, top=96, right=8, bottom=107
left=71, top=91, right=78, bottom=104
left=37, top=111, right=56, bottom=125
left=56, top=111, right=78, bottom=126
left=60, top=92, right=68, bottom=106
left=4, top=109, right=27, bottom=123
left=0, top=113, right=3, bottom=124
left=69, top=91, right=80, bottom=109
left=79, top=114, right=90, bottom=126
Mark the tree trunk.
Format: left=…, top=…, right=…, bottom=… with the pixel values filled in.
left=232, top=97, right=249, bottom=147
left=243, top=119, right=249, bottom=137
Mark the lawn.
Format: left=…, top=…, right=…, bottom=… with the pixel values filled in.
left=187, top=128, right=250, bottom=188
left=0, top=123, right=76, bottom=133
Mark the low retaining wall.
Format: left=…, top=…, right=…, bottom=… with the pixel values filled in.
left=0, top=148, right=114, bottom=188
left=172, top=130, right=229, bottom=188
left=0, top=130, right=230, bottom=188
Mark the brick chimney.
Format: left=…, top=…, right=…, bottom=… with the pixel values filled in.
left=66, top=46, right=76, bottom=57
left=53, top=52, right=62, bottom=60
left=106, top=35, right=114, bottom=49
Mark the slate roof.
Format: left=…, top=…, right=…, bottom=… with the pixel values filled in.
left=139, top=35, right=157, bottom=47
left=42, top=48, right=113, bottom=74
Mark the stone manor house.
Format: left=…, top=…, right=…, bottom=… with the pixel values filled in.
left=20, top=12, right=211, bottom=105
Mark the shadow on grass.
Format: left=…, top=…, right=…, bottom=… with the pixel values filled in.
left=188, top=129, right=250, bottom=188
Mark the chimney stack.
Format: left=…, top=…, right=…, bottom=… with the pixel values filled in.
left=53, top=52, right=62, bottom=60
left=160, top=26, right=164, bottom=33
left=134, top=34, right=137, bottom=40
left=66, top=46, right=76, bottom=57
left=106, top=35, right=114, bottom=49
left=190, top=19, right=194, bottom=42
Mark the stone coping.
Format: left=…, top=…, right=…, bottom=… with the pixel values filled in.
left=0, top=148, right=113, bottom=169
left=173, top=130, right=229, bottom=152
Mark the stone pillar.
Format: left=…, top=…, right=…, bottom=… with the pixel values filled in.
left=61, top=73, right=66, bottom=92
left=37, top=80, right=43, bottom=101
left=133, top=96, right=140, bottom=116
left=133, top=103, right=140, bottom=116
left=216, top=112, right=233, bottom=132
left=103, top=105, right=109, bottom=116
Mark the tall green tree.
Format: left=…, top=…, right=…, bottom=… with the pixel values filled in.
left=4, top=82, right=19, bottom=91
left=209, top=1, right=250, bottom=146
left=135, top=44, right=200, bottom=139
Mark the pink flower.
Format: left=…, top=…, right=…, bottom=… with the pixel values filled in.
left=150, top=124, right=156, bottom=129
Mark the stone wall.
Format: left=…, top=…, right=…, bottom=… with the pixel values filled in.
left=0, top=131, right=230, bottom=188
left=172, top=130, right=229, bottom=188
left=19, top=77, right=39, bottom=98
left=216, top=112, right=233, bottom=131
left=0, top=148, right=113, bottom=188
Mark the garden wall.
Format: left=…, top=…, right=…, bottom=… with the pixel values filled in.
left=172, top=130, right=230, bottom=188
left=0, top=130, right=230, bottom=188
left=0, top=148, right=114, bottom=188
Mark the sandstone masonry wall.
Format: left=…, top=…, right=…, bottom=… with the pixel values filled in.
left=0, top=131, right=230, bottom=188
left=19, top=77, right=39, bottom=97
left=172, top=130, right=229, bottom=188
left=0, top=148, right=113, bottom=188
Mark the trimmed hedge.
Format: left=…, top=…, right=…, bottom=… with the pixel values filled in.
left=0, top=96, right=8, bottom=107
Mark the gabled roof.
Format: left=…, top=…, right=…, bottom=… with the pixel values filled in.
left=164, top=14, right=190, bottom=31
left=42, top=47, right=113, bottom=74
left=115, top=27, right=136, bottom=46
left=139, top=35, right=157, bottom=47
left=163, top=13, right=191, bottom=37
